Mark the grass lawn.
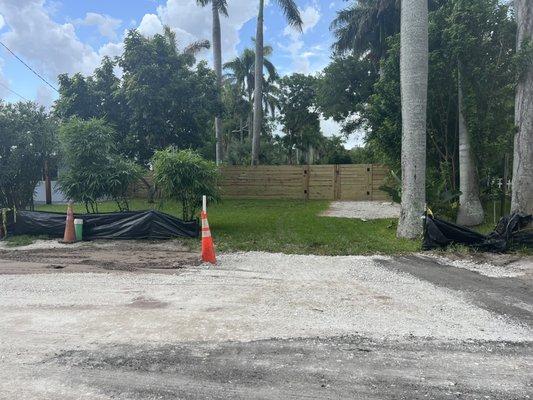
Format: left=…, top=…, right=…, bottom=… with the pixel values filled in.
left=34, top=199, right=420, bottom=255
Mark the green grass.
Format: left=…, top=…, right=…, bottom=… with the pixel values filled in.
left=13, top=199, right=528, bottom=255
left=34, top=199, right=419, bottom=255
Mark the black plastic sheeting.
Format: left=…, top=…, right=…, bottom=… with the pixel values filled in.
left=4, top=210, right=199, bottom=240
left=423, top=212, right=533, bottom=252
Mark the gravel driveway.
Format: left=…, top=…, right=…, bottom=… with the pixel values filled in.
left=320, top=201, right=401, bottom=219
left=0, top=243, right=531, bottom=399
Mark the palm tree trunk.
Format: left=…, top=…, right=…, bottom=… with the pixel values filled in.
left=212, top=2, right=223, bottom=165
left=456, top=65, right=484, bottom=226
left=397, top=0, right=428, bottom=239
left=511, top=0, right=533, bottom=215
left=251, top=0, right=264, bottom=165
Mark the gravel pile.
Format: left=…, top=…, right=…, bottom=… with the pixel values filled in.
left=1, top=252, right=531, bottom=346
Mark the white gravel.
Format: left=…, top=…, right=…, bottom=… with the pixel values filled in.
left=0, top=239, right=85, bottom=251
left=0, top=252, right=530, bottom=348
left=0, top=239, right=185, bottom=251
left=428, top=254, right=533, bottom=278
left=320, top=201, right=401, bottom=219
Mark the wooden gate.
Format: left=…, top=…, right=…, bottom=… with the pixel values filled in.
left=219, top=164, right=390, bottom=201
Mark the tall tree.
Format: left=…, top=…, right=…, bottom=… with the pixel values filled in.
left=197, top=0, right=228, bottom=165
left=119, top=27, right=218, bottom=163
left=278, top=74, right=321, bottom=164
left=456, top=65, right=484, bottom=225
left=224, top=46, right=277, bottom=142
left=251, top=0, right=302, bottom=165
left=397, top=0, right=428, bottom=238
left=331, top=0, right=399, bottom=67
left=0, top=102, right=57, bottom=209
left=511, top=0, right=533, bottom=215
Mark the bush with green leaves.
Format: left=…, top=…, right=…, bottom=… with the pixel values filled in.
left=58, top=118, right=141, bottom=212
left=152, top=148, right=220, bottom=220
left=0, top=102, right=57, bottom=209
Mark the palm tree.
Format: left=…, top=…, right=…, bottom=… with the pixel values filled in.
left=197, top=0, right=228, bottom=165
left=224, top=46, right=277, bottom=141
left=331, top=0, right=399, bottom=66
left=456, top=65, right=484, bottom=226
left=251, top=0, right=302, bottom=165
left=511, top=0, right=533, bottom=216
left=397, top=0, right=428, bottom=239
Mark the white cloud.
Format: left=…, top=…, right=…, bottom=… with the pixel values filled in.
left=283, top=5, right=321, bottom=40
left=0, top=14, right=5, bottom=30
left=35, top=85, right=54, bottom=109
left=281, top=5, right=321, bottom=74
left=74, top=12, right=122, bottom=40
left=0, top=0, right=101, bottom=79
left=154, top=0, right=258, bottom=61
left=98, top=41, right=124, bottom=59
left=0, top=57, right=10, bottom=99
left=320, top=117, right=364, bottom=149
left=137, top=13, right=163, bottom=37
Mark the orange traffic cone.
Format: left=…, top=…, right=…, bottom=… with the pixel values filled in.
left=201, top=210, right=216, bottom=264
left=62, top=202, right=76, bottom=244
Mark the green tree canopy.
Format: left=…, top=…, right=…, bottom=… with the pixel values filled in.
left=0, top=102, right=57, bottom=209
left=55, top=27, right=220, bottom=164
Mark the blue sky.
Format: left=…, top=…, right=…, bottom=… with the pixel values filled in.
left=0, top=0, right=360, bottom=146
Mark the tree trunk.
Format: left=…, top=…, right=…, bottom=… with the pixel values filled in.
left=251, top=0, right=264, bottom=165
left=44, top=159, right=52, bottom=205
left=212, top=2, right=223, bottom=165
left=456, top=66, right=484, bottom=226
left=239, top=116, right=244, bottom=144
left=511, top=0, right=533, bottom=215
left=247, top=111, right=253, bottom=140
left=397, top=0, right=428, bottom=239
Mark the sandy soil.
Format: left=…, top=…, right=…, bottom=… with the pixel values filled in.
left=320, top=201, right=401, bottom=219
left=0, top=240, right=200, bottom=274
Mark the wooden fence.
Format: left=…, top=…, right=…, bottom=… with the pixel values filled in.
left=219, top=164, right=390, bottom=201
left=128, top=164, right=391, bottom=201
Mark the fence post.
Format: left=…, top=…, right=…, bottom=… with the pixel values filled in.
left=333, top=165, right=341, bottom=200
left=303, top=165, right=310, bottom=200
left=368, top=164, right=374, bottom=200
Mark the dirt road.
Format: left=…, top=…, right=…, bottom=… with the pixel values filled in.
left=0, top=242, right=531, bottom=399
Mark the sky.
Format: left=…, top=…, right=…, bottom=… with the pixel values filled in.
left=0, top=0, right=362, bottom=147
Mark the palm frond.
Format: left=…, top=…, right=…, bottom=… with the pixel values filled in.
left=184, top=39, right=211, bottom=55
left=196, top=0, right=228, bottom=16
left=263, top=59, right=278, bottom=81
left=275, top=0, right=303, bottom=30
left=214, top=0, right=228, bottom=16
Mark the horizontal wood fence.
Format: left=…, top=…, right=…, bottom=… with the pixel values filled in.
left=219, top=164, right=390, bottom=201
left=128, top=164, right=391, bottom=201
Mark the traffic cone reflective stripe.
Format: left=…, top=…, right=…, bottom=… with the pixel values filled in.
left=201, top=216, right=211, bottom=237
left=201, top=211, right=216, bottom=264
left=62, top=202, right=76, bottom=244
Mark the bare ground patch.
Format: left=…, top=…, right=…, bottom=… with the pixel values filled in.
left=320, top=201, right=400, bottom=220
left=0, top=240, right=200, bottom=274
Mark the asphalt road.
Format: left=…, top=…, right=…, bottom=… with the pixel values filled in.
left=0, top=243, right=531, bottom=399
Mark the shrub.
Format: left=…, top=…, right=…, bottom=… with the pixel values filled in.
left=58, top=118, right=141, bottom=212
left=152, top=148, right=220, bottom=220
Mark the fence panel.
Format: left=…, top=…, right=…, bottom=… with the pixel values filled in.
left=129, top=165, right=390, bottom=201
left=219, top=164, right=390, bottom=201
left=219, top=165, right=306, bottom=199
